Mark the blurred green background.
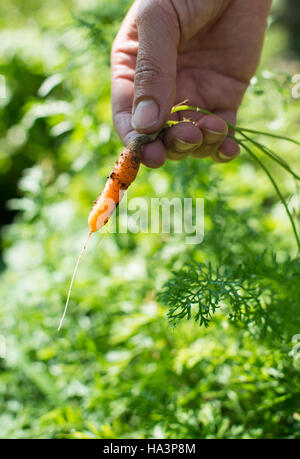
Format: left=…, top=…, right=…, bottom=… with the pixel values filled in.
left=0, top=0, right=299, bottom=439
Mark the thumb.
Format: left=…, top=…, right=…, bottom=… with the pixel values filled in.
left=131, top=0, right=179, bottom=134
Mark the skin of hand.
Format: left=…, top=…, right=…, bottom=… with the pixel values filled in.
left=111, top=0, right=272, bottom=168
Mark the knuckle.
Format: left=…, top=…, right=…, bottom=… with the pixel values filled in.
left=111, top=37, right=118, bottom=56
left=110, top=40, right=118, bottom=63
left=134, top=56, right=161, bottom=86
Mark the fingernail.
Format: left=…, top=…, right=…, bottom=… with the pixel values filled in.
left=167, top=150, right=189, bottom=161
left=204, top=129, right=224, bottom=145
left=173, top=138, right=199, bottom=152
left=132, top=99, right=159, bottom=130
left=217, top=152, right=230, bottom=161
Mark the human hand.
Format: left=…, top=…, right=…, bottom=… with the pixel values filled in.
left=111, top=0, right=272, bottom=168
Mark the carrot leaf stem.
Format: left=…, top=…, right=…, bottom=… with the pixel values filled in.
left=238, top=140, right=300, bottom=252
left=168, top=104, right=300, bottom=250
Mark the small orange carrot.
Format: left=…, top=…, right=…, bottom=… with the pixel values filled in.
left=89, top=140, right=140, bottom=233
left=58, top=133, right=157, bottom=331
